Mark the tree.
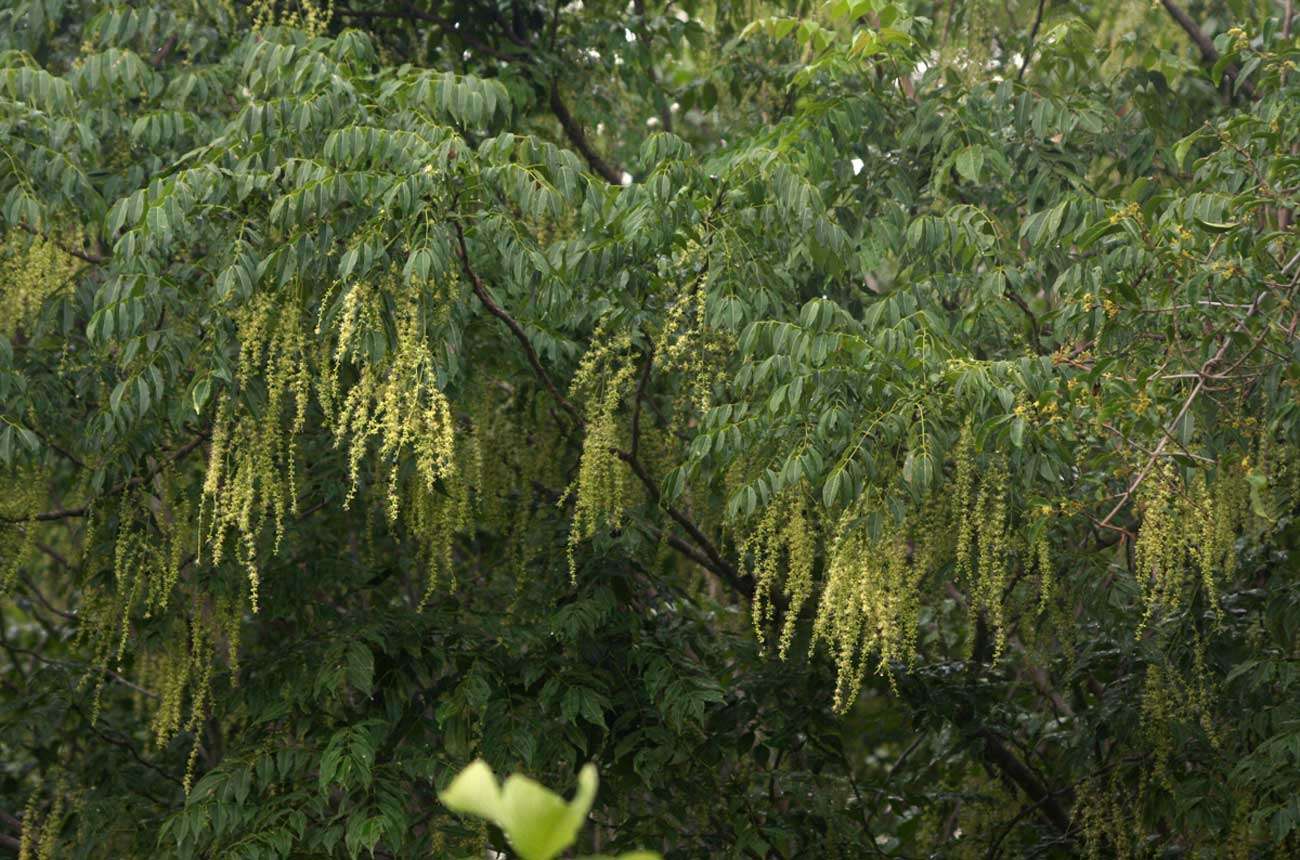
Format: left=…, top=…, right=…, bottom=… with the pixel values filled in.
left=1, top=0, right=1298, bottom=856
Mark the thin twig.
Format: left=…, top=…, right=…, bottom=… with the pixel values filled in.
left=16, top=222, right=107, bottom=264
left=1158, top=0, right=1257, bottom=99
left=3, top=435, right=207, bottom=523
left=1018, top=0, right=1048, bottom=80
left=17, top=572, right=77, bottom=621
left=1097, top=291, right=1266, bottom=529
left=628, top=343, right=655, bottom=459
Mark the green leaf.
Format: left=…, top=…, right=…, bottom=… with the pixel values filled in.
left=192, top=376, right=212, bottom=414
left=439, top=760, right=502, bottom=821
left=441, top=762, right=599, bottom=860
left=955, top=145, right=984, bottom=183
left=346, top=642, right=374, bottom=697
left=1195, top=217, right=1238, bottom=233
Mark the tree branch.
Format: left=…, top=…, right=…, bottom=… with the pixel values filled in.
left=976, top=727, right=1074, bottom=836
left=2, top=435, right=207, bottom=523
left=451, top=220, right=584, bottom=426
left=628, top=343, right=655, bottom=459
left=549, top=83, right=624, bottom=186
left=1097, top=291, right=1267, bottom=529
left=16, top=222, right=107, bottom=265
left=451, top=220, right=743, bottom=595
left=614, top=447, right=748, bottom=598
left=1159, top=0, right=1257, bottom=98
left=1017, top=0, right=1048, bottom=80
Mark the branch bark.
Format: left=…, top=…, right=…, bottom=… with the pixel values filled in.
left=976, top=727, right=1075, bottom=836
left=451, top=220, right=583, bottom=427
left=1017, top=0, right=1048, bottom=80
left=549, top=83, right=624, bottom=185
left=3, top=434, right=207, bottom=523
left=1159, top=0, right=1257, bottom=98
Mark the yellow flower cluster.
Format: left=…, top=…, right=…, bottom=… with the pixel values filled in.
left=563, top=323, right=636, bottom=581
left=812, top=506, right=923, bottom=711
left=1134, top=461, right=1248, bottom=627
left=954, top=427, right=1012, bottom=658
left=0, top=230, right=82, bottom=338
left=17, top=775, right=66, bottom=860
left=333, top=294, right=458, bottom=517
left=743, top=487, right=816, bottom=659
left=251, top=0, right=335, bottom=36
left=201, top=291, right=316, bottom=610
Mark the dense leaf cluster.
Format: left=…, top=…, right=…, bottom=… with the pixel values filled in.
left=2, top=0, right=1299, bottom=857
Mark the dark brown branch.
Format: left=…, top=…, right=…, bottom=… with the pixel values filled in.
left=1005, top=288, right=1045, bottom=354
left=977, top=728, right=1074, bottom=836
left=3, top=434, right=206, bottom=523
left=1158, top=0, right=1257, bottom=98
left=628, top=343, right=655, bottom=458
left=150, top=34, right=178, bottom=69
left=451, top=221, right=584, bottom=426
left=70, top=703, right=182, bottom=788
left=16, top=222, right=107, bottom=265
left=17, top=572, right=76, bottom=621
left=1017, top=0, right=1048, bottom=80
left=549, top=83, right=624, bottom=186
left=614, top=448, right=748, bottom=598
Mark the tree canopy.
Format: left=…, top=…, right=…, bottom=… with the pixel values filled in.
left=1, top=0, right=1299, bottom=856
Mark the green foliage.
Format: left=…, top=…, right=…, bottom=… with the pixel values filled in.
left=2, top=0, right=1300, bottom=857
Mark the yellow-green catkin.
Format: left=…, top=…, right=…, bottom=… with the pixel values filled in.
left=0, top=229, right=82, bottom=338
left=35, top=779, right=64, bottom=860
left=656, top=261, right=733, bottom=417
left=13, top=774, right=65, bottom=860
left=329, top=287, right=463, bottom=599
left=742, top=487, right=816, bottom=659
left=1134, top=462, right=1249, bottom=628
left=563, top=324, right=636, bottom=582
left=1140, top=662, right=1178, bottom=793
left=18, top=790, right=40, bottom=860
left=201, top=291, right=312, bottom=610
left=0, top=467, right=47, bottom=592
left=973, top=458, right=1010, bottom=657
left=251, top=0, right=335, bottom=35
left=333, top=292, right=458, bottom=518
left=1075, top=767, right=1138, bottom=860
left=812, top=505, right=923, bottom=711
left=953, top=428, right=1011, bottom=658
left=0, top=519, right=37, bottom=594
left=954, top=423, right=977, bottom=585
left=1134, top=463, right=1184, bottom=628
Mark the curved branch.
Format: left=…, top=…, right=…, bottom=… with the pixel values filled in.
left=1017, top=0, right=1048, bottom=80
left=549, top=83, right=624, bottom=186
left=3, top=435, right=207, bottom=523
left=16, top=222, right=107, bottom=265
left=1158, top=0, right=1257, bottom=98
left=451, top=220, right=584, bottom=426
